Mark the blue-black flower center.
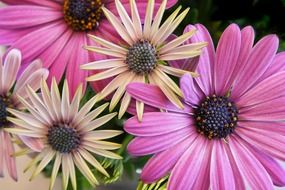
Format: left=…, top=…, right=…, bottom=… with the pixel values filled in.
left=194, top=95, right=238, bottom=139
left=63, top=0, right=103, bottom=31
left=126, top=40, right=158, bottom=74
left=47, top=124, right=80, bottom=153
left=0, top=96, right=12, bottom=128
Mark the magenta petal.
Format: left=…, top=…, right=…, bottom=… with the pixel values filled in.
left=245, top=144, right=285, bottom=186
left=258, top=52, right=285, bottom=82
left=214, top=24, right=241, bottom=95
left=239, top=97, right=285, bottom=121
left=127, top=83, right=191, bottom=113
left=187, top=24, right=215, bottom=95
left=229, top=26, right=254, bottom=88
left=180, top=74, right=203, bottom=106
left=168, top=136, right=209, bottom=190
left=10, top=21, right=67, bottom=64
left=238, top=120, right=285, bottom=135
left=124, top=112, right=192, bottom=136
left=237, top=71, right=285, bottom=108
left=210, top=141, right=235, bottom=190
left=65, top=33, right=88, bottom=97
left=229, top=136, right=274, bottom=190
left=1, top=0, right=62, bottom=9
left=237, top=126, right=285, bottom=160
left=231, top=34, right=279, bottom=99
left=127, top=127, right=195, bottom=156
left=141, top=137, right=194, bottom=183
left=0, top=6, right=62, bottom=29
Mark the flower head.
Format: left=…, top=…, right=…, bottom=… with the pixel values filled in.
left=6, top=79, right=122, bottom=190
left=0, top=49, right=48, bottom=181
left=0, top=0, right=177, bottom=96
left=81, top=0, right=206, bottom=120
left=125, top=24, right=285, bottom=189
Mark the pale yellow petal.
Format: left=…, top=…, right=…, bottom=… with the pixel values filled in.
left=79, top=112, right=117, bottom=132
left=7, top=108, right=44, bottom=128
left=81, top=59, right=125, bottom=70
left=30, top=149, right=55, bottom=180
left=102, top=7, right=133, bottom=45
left=24, top=148, right=47, bottom=173
left=83, top=141, right=121, bottom=150
left=130, top=0, right=142, bottom=38
left=49, top=153, right=62, bottom=190
left=118, top=92, right=131, bottom=119
left=149, top=73, right=184, bottom=109
left=73, top=152, right=99, bottom=186
left=84, top=146, right=122, bottom=160
left=61, top=154, right=70, bottom=190
left=157, top=8, right=190, bottom=45
left=84, top=130, right=123, bottom=140
left=84, top=46, right=126, bottom=58
left=150, top=0, right=167, bottom=38
left=136, top=100, right=144, bottom=122
left=158, top=64, right=198, bottom=78
left=4, top=128, right=44, bottom=138
left=143, top=0, right=155, bottom=39
left=7, top=117, right=44, bottom=131
left=79, top=148, right=109, bottom=177
left=153, top=69, right=183, bottom=97
left=69, top=84, right=83, bottom=120
left=51, top=78, right=62, bottom=121
left=162, top=42, right=207, bottom=55
left=86, top=66, right=128, bottom=81
left=87, top=34, right=127, bottom=53
left=160, top=50, right=202, bottom=61
left=66, top=155, right=76, bottom=190
left=158, top=29, right=197, bottom=54
left=115, top=0, right=137, bottom=41
left=61, top=80, right=70, bottom=122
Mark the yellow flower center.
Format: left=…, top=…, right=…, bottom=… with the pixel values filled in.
left=63, top=0, right=103, bottom=31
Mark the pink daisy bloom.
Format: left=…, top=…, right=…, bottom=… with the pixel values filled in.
left=0, top=0, right=177, bottom=96
left=0, top=49, right=48, bottom=181
left=125, top=24, right=285, bottom=189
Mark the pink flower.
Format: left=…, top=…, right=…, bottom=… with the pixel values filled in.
left=0, top=0, right=177, bottom=96
left=0, top=49, right=48, bottom=181
left=125, top=24, right=285, bottom=189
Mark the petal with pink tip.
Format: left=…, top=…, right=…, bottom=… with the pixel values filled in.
left=4, top=132, right=17, bottom=181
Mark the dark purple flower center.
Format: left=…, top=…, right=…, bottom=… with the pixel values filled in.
left=0, top=96, right=12, bottom=128
left=63, top=0, right=103, bottom=31
left=194, top=95, right=238, bottom=139
left=126, top=40, right=158, bottom=74
left=47, top=124, right=80, bottom=153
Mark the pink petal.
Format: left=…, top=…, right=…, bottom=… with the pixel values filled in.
left=10, top=21, right=67, bottom=65
left=168, top=136, right=209, bottom=190
left=127, top=83, right=191, bottom=113
left=127, top=127, right=195, bottom=156
left=141, top=137, right=194, bottom=183
left=3, top=132, right=17, bottom=181
left=258, top=52, right=285, bottom=82
left=239, top=97, right=285, bottom=121
left=0, top=27, right=41, bottom=45
left=180, top=74, right=204, bottom=106
left=0, top=131, right=4, bottom=177
left=231, top=34, right=279, bottom=99
left=186, top=24, right=215, bottom=96
left=125, top=112, right=192, bottom=136
left=0, top=6, right=62, bottom=29
left=245, top=143, right=285, bottom=186
left=39, top=29, right=73, bottom=69
left=236, top=71, right=285, bottom=108
left=214, top=24, right=241, bottom=95
left=229, top=136, right=274, bottom=190
left=1, top=0, right=62, bottom=9
left=3, top=49, right=21, bottom=93
left=230, top=26, right=254, bottom=88
left=210, top=141, right=235, bottom=190
left=65, top=33, right=88, bottom=97
left=18, top=136, right=44, bottom=152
